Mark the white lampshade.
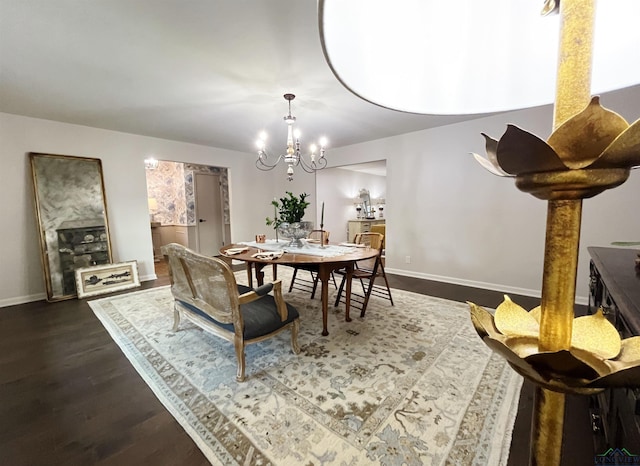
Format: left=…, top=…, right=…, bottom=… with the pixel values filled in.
left=319, top=0, right=640, bottom=115
left=147, top=197, right=158, bottom=211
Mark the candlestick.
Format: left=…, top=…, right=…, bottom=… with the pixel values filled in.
left=321, top=202, right=324, bottom=226
left=274, top=198, right=279, bottom=242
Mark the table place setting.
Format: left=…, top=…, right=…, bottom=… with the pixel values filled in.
left=251, top=250, right=284, bottom=260
left=223, top=247, right=249, bottom=255
left=238, top=239, right=357, bottom=258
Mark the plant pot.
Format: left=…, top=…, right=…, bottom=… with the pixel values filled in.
left=277, top=221, right=313, bottom=248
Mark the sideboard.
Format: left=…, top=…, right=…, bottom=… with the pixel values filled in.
left=587, top=246, right=640, bottom=453
left=347, top=219, right=385, bottom=243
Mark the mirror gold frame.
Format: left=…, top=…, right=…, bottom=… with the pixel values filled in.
left=29, top=153, right=113, bottom=301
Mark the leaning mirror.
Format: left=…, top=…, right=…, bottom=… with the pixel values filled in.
left=358, top=188, right=374, bottom=218
left=30, top=153, right=113, bottom=301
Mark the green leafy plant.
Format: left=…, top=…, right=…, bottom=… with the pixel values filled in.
left=266, top=192, right=310, bottom=227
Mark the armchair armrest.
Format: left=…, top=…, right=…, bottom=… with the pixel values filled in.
left=237, top=280, right=288, bottom=321
left=254, top=283, right=274, bottom=296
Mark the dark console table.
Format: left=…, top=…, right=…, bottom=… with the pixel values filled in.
left=588, top=246, right=640, bottom=453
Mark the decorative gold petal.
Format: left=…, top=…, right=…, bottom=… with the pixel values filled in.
left=472, top=152, right=510, bottom=177
left=496, top=125, right=567, bottom=175
left=482, top=133, right=504, bottom=173
left=481, top=334, right=545, bottom=384
left=525, top=350, right=601, bottom=382
left=571, top=309, right=621, bottom=360
left=614, top=336, right=640, bottom=363
left=468, top=301, right=501, bottom=339
left=504, top=335, right=539, bottom=358
left=592, top=117, right=640, bottom=169
left=530, top=305, right=541, bottom=323
left=547, top=96, right=629, bottom=169
left=494, top=295, right=540, bottom=337
left=588, top=364, right=640, bottom=388
left=472, top=134, right=511, bottom=176
left=568, top=346, right=612, bottom=377
left=541, top=0, right=558, bottom=16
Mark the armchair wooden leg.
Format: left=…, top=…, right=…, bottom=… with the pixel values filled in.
left=234, top=337, right=246, bottom=382
left=291, top=320, right=301, bottom=354
left=172, top=305, right=181, bottom=332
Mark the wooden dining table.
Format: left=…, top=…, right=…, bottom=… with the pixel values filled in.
left=220, top=243, right=379, bottom=336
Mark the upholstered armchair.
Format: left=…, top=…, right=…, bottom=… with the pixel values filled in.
left=162, top=243, right=300, bottom=382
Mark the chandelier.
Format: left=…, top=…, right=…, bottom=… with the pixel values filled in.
left=255, top=93, right=328, bottom=181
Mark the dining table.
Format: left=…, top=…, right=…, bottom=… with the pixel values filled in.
left=220, top=240, right=379, bottom=336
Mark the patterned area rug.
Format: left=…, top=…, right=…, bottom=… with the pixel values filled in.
left=88, top=269, right=522, bottom=465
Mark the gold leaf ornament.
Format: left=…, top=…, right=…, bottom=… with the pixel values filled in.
left=468, top=296, right=640, bottom=393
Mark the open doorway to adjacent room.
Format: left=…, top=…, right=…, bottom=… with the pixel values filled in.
left=315, top=160, right=387, bottom=244
left=144, top=160, right=230, bottom=278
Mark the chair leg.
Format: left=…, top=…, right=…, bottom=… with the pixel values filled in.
left=381, top=269, right=394, bottom=306
left=291, top=320, right=301, bottom=354
left=288, top=268, right=299, bottom=292
left=310, top=271, right=319, bottom=299
left=360, top=276, right=376, bottom=318
left=360, top=260, right=382, bottom=318
left=234, top=336, right=246, bottom=382
left=334, top=274, right=347, bottom=307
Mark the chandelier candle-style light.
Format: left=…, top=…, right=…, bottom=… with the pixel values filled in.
left=256, top=94, right=328, bottom=181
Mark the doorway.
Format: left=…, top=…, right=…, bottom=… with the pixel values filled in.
left=315, top=160, right=387, bottom=244
left=195, top=173, right=225, bottom=256
left=145, top=161, right=230, bottom=277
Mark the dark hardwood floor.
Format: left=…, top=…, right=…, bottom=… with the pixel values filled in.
left=0, top=261, right=594, bottom=465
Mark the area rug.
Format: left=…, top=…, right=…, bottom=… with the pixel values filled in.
left=88, top=269, right=523, bottom=465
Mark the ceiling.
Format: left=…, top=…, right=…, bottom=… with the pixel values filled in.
left=0, top=0, right=491, bottom=154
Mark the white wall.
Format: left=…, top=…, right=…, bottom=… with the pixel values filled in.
left=2, top=85, right=639, bottom=307
left=324, top=86, right=640, bottom=304
left=0, top=113, right=275, bottom=306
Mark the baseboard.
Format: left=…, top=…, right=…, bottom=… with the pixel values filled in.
left=2, top=270, right=588, bottom=309
left=0, top=292, right=47, bottom=308
left=385, top=267, right=589, bottom=306
left=1, top=274, right=158, bottom=308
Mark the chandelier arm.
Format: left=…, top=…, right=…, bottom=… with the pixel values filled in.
left=255, top=152, right=285, bottom=171
left=297, top=156, right=328, bottom=173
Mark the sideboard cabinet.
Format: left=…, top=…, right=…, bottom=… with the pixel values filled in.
left=347, top=219, right=385, bottom=243
left=587, top=247, right=640, bottom=453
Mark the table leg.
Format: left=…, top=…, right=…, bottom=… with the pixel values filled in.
left=317, top=265, right=332, bottom=336
left=272, top=264, right=278, bottom=281
left=245, top=263, right=253, bottom=288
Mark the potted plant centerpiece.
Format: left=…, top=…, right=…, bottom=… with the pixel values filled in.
left=266, top=192, right=312, bottom=247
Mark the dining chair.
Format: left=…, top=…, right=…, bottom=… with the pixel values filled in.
left=162, top=243, right=300, bottom=382
left=370, top=224, right=386, bottom=257
left=334, top=231, right=394, bottom=317
left=288, top=229, right=336, bottom=298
